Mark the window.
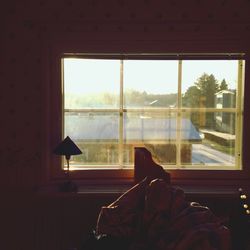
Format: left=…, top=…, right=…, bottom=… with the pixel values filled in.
left=61, top=54, right=244, bottom=173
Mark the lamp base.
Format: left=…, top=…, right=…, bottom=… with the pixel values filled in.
left=59, top=181, right=78, bottom=192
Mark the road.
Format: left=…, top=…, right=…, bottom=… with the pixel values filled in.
left=192, top=144, right=235, bottom=165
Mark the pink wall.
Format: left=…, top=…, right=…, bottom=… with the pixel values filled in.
left=1, top=0, right=250, bottom=188
left=1, top=1, right=250, bottom=249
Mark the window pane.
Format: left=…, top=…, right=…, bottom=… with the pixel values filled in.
left=123, top=111, right=177, bottom=165
left=181, top=111, right=235, bottom=167
left=64, top=58, right=120, bottom=109
left=123, top=60, right=178, bottom=108
left=62, top=56, right=243, bottom=171
left=182, top=60, right=238, bottom=108
left=64, top=112, right=119, bottom=166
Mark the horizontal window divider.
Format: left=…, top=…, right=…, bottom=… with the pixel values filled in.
left=68, top=166, right=126, bottom=170
left=70, top=140, right=201, bottom=144
left=168, top=166, right=237, bottom=170
left=74, top=140, right=119, bottom=143
left=68, top=165, right=237, bottom=171
left=180, top=108, right=237, bottom=112
left=123, top=140, right=176, bottom=144
left=63, top=52, right=245, bottom=60
left=65, top=108, right=237, bottom=113
left=123, top=108, right=179, bottom=112
left=65, top=108, right=120, bottom=112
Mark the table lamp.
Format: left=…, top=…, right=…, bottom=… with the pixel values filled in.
left=53, top=136, right=82, bottom=192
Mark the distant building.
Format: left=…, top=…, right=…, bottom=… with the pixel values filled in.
left=214, top=90, right=235, bottom=134
left=65, top=114, right=201, bottom=164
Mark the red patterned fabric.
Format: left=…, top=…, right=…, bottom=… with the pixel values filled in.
left=96, top=179, right=231, bottom=250
left=96, top=177, right=149, bottom=237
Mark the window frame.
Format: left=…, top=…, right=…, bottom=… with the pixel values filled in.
left=49, top=51, right=250, bottom=187
left=62, top=56, right=243, bottom=169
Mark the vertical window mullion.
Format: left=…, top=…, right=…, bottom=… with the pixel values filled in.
left=235, top=60, right=243, bottom=169
left=61, top=59, right=65, bottom=169
left=62, top=59, right=66, bottom=141
left=119, top=59, right=124, bottom=169
left=176, top=60, right=182, bottom=168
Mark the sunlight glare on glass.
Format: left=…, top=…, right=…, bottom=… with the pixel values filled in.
left=182, top=60, right=238, bottom=93
left=124, top=60, right=178, bottom=94
left=63, top=58, right=120, bottom=94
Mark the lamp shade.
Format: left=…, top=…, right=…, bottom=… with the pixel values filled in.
left=53, top=136, right=82, bottom=158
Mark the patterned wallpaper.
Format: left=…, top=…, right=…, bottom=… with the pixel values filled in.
left=1, top=0, right=250, bottom=190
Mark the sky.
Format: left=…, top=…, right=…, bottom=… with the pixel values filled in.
left=63, top=58, right=239, bottom=95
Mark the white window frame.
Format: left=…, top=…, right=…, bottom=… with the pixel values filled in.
left=49, top=52, right=249, bottom=186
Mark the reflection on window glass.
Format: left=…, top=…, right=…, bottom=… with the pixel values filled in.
left=124, top=60, right=178, bottom=108
left=182, top=60, right=238, bottom=108
left=64, top=59, right=120, bottom=109
left=64, top=112, right=119, bottom=166
left=181, top=112, right=235, bottom=166
left=62, top=57, right=243, bottom=170
left=123, top=112, right=176, bottom=142
left=123, top=112, right=177, bottom=165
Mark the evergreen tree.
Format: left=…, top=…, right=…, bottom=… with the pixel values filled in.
left=183, top=73, right=219, bottom=128
left=195, top=73, right=219, bottom=108
left=219, top=79, right=228, bottom=91
left=182, top=86, right=200, bottom=107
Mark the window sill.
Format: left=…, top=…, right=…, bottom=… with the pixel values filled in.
left=37, top=180, right=245, bottom=200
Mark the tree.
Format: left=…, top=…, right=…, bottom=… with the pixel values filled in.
left=219, top=79, right=228, bottom=91
left=182, top=85, right=200, bottom=107
left=183, top=73, right=220, bottom=128
left=195, top=73, right=219, bottom=108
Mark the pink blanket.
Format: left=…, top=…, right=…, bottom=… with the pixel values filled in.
left=96, top=178, right=231, bottom=250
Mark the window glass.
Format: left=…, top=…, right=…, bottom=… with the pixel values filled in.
left=64, top=111, right=119, bottom=167
left=182, top=60, right=238, bottom=108
left=124, top=60, right=178, bottom=108
left=180, top=111, right=235, bottom=167
left=123, top=111, right=177, bottom=165
left=62, top=56, right=243, bottom=170
left=64, top=59, right=120, bottom=109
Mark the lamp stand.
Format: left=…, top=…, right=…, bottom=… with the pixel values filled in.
left=59, top=155, right=78, bottom=192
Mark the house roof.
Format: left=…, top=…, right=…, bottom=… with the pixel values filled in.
left=65, top=114, right=202, bottom=143
left=215, top=90, right=235, bottom=95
